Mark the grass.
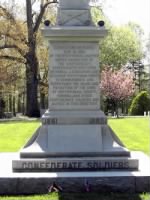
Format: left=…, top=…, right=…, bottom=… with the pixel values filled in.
left=0, top=192, right=150, bottom=200
left=0, top=121, right=40, bottom=152
left=108, top=117, right=150, bottom=155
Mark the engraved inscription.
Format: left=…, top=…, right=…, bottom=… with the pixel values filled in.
left=49, top=42, right=100, bottom=110
left=13, top=160, right=137, bottom=171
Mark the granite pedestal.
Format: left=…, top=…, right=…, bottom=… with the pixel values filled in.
left=1, top=152, right=150, bottom=194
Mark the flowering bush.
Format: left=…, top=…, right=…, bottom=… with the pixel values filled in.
left=100, top=67, right=135, bottom=116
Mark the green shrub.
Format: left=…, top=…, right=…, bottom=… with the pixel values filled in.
left=128, top=91, right=150, bottom=115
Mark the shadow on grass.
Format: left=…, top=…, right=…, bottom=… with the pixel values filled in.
left=57, top=192, right=147, bottom=200
left=0, top=192, right=147, bottom=200
left=0, top=120, right=40, bottom=124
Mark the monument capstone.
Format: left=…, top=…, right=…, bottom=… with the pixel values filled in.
left=12, top=0, right=139, bottom=172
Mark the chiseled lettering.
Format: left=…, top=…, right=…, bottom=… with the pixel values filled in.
left=51, top=162, right=56, bottom=168
left=28, top=162, right=33, bottom=169
left=87, top=162, right=93, bottom=168
left=68, top=162, right=75, bottom=168
left=112, top=162, right=118, bottom=168
left=56, top=162, right=62, bottom=168
left=118, top=162, right=124, bottom=168
left=72, top=162, right=78, bottom=168
left=34, top=162, right=40, bottom=168
left=49, top=42, right=99, bottom=108
left=105, top=161, right=112, bottom=168
left=93, top=162, right=99, bottom=168
left=22, top=162, right=28, bottom=169
left=77, top=162, right=82, bottom=168
left=87, top=161, right=102, bottom=168
left=62, top=162, right=67, bottom=168
left=45, top=162, right=50, bottom=168
left=39, top=162, right=45, bottom=168
left=124, top=161, right=129, bottom=168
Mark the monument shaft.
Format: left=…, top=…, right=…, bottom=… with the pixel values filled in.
left=49, top=41, right=100, bottom=110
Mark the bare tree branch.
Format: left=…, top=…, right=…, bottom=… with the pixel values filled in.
left=39, top=80, right=48, bottom=88
left=0, top=55, right=25, bottom=63
left=7, top=32, right=27, bottom=46
left=0, top=44, right=16, bottom=50
left=33, top=0, right=58, bottom=33
left=31, top=0, right=37, bottom=6
left=26, top=0, right=34, bottom=41
left=0, top=5, right=16, bottom=23
left=0, top=44, right=27, bottom=57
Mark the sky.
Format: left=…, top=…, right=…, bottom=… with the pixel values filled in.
left=103, top=0, right=150, bottom=38
left=1, top=0, right=150, bottom=38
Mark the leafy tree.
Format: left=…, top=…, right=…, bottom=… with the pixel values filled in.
left=100, top=67, right=135, bottom=117
left=145, top=33, right=150, bottom=65
left=0, top=0, right=57, bottom=117
left=91, top=6, right=111, bottom=28
left=0, top=50, right=25, bottom=116
left=90, top=6, right=144, bottom=69
left=38, top=45, right=49, bottom=109
left=145, top=35, right=150, bottom=92
left=127, top=22, right=144, bottom=40
left=90, top=7, right=144, bottom=73
left=100, top=25, right=143, bottom=68
left=128, top=91, right=150, bottom=115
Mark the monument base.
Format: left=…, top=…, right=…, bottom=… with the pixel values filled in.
left=12, top=110, right=139, bottom=172
left=1, top=152, right=149, bottom=194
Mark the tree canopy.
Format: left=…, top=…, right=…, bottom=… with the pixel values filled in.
left=100, top=25, right=143, bottom=68
left=0, top=0, right=57, bottom=117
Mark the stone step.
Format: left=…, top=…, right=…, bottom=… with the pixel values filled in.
left=12, top=157, right=138, bottom=172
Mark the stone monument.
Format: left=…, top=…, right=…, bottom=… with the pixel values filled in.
left=13, top=0, right=138, bottom=172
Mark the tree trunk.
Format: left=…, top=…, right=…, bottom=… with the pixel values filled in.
left=17, top=93, right=21, bottom=113
left=0, top=98, right=5, bottom=118
left=115, top=101, right=119, bottom=118
left=9, top=94, right=12, bottom=112
left=12, top=95, right=16, bottom=116
left=40, top=92, right=46, bottom=109
left=25, top=53, right=40, bottom=117
left=25, top=0, right=40, bottom=117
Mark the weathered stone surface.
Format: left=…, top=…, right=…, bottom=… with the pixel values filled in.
left=47, top=125, right=103, bottom=153
left=135, top=176, right=150, bottom=192
left=57, top=10, right=92, bottom=26
left=41, top=110, right=107, bottom=125
left=19, top=123, right=131, bottom=159
left=59, top=0, right=90, bottom=9
left=17, top=178, right=50, bottom=194
left=0, top=178, right=18, bottom=195
left=0, top=176, right=149, bottom=194
left=88, top=177, right=135, bottom=193
left=49, top=41, right=100, bottom=110
left=41, top=27, right=107, bottom=40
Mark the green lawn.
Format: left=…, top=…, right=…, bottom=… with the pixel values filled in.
left=0, top=121, right=40, bottom=152
left=0, top=192, right=150, bottom=200
left=108, top=117, right=150, bottom=155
